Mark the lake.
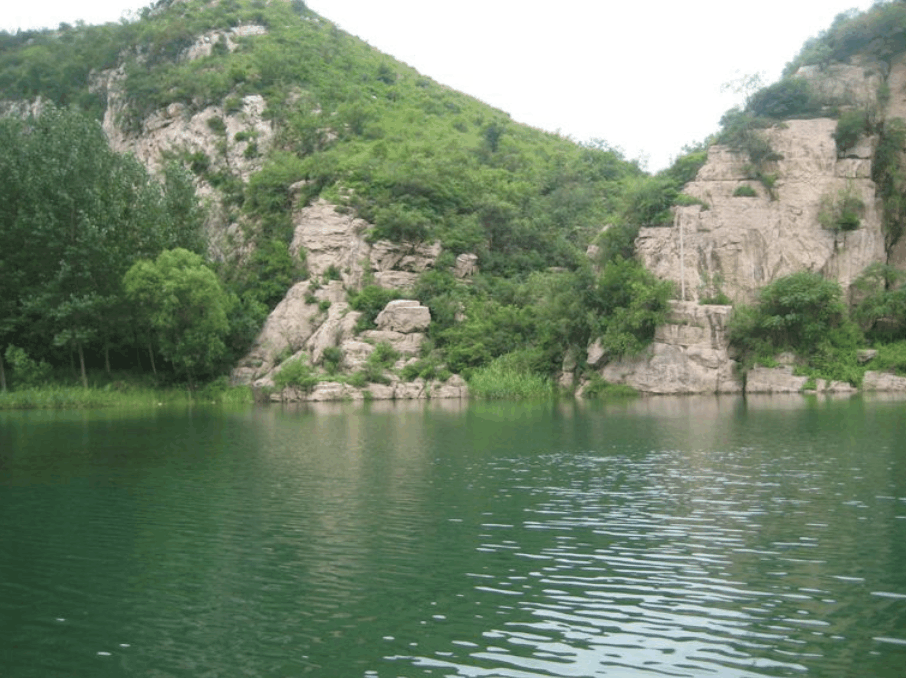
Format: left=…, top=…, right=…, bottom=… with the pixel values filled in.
left=2, top=395, right=906, bottom=677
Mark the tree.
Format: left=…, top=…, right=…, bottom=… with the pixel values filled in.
left=124, top=249, right=234, bottom=387
left=0, top=105, right=203, bottom=384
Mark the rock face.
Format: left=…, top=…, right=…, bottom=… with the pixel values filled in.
left=601, top=57, right=906, bottom=395
left=744, top=367, right=856, bottom=394
left=289, top=199, right=449, bottom=291
left=231, top=195, right=479, bottom=399
left=592, top=301, right=742, bottom=395
left=375, top=300, right=431, bottom=333
left=863, top=371, right=906, bottom=391
left=637, top=119, right=886, bottom=306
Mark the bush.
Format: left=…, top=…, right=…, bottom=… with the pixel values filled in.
left=870, top=341, right=906, bottom=375
left=834, top=110, right=870, bottom=155
left=3, top=346, right=52, bottom=388
left=580, top=375, right=637, bottom=399
left=818, top=183, right=865, bottom=232
left=273, top=356, right=319, bottom=392
left=745, top=77, right=821, bottom=119
left=733, top=185, right=758, bottom=197
left=321, top=346, right=343, bottom=374
left=348, top=285, right=401, bottom=331
left=620, top=176, right=677, bottom=226
left=728, top=272, right=864, bottom=382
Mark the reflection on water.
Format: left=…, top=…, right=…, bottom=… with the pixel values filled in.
left=2, top=396, right=906, bottom=677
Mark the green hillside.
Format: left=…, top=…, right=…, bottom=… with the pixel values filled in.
left=4, top=0, right=906, bottom=399
left=0, top=0, right=681, bottom=393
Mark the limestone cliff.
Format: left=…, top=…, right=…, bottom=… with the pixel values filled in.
left=589, top=55, right=906, bottom=395
left=231, top=198, right=477, bottom=400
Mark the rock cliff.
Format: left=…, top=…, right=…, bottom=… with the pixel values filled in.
left=589, top=55, right=906, bottom=395
left=636, top=119, right=885, bottom=306
left=232, top=198, right=477, bottom=400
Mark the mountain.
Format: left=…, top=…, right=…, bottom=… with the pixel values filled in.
left=3, top=0, right=906, bottom=398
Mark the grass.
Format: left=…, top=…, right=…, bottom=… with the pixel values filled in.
left=468, top=356, right=553, bottom=400
left=0, top=379, right=253, bottom=410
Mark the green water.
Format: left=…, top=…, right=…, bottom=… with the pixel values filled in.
left=2, top=395, right=906, bottom=677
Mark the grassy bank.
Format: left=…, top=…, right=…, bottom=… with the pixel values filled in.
left=0, top=382, right=254, bottom=410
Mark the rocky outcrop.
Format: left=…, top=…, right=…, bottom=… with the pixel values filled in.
left=590, top=301, right=742, bottom=395
left=862, top=371, right=906, bottom=391
left=288, top=199, right=446, bottom=291
left=375, top=300, right=431, bottom=333
left=637, top=119, right=886, bottom=306
left=744, top=366, right=856, bottom=394
left=273, top=374, right=468, bottom=402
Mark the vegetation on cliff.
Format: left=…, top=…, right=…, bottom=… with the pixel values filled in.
left=4, top=0, right=906, bottom=400
left=0, top=0, right=675, bottom=398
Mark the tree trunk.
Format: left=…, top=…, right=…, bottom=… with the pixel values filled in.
left=104, top=344, right=111, bottom=374
left=148, top=344, right=157, bottom=378
left=78, top=343, right=88, bottom=389
left=0, top=352, right=6, bottom=393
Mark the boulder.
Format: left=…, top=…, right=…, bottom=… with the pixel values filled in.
left=374, top=300, right=431, bottom=333
left=863, top=371, right=906, bottom=391
left=745, top=366, right=809, bottom=393
left=454, top=253, right=479, bottom=278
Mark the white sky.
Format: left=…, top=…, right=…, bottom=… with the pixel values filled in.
left=2, top=0, right=877, bottom=170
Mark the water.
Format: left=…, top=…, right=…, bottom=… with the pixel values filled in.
left=2, top=395, right=906, bottom=677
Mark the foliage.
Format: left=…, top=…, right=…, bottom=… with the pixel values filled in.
left=869, top=340, right=906, bottom=375
left=619, top=175, right=677, bottom=226
left=124, top=248, right=235, bottom=386
left=745, top=77, right=821, bottom=120
left=348, top=285, right=401, bottom=331
left=3, top=346, right=52, bottom=389
left=818, top=183, right=865, bottom=232
left=851, top=263, right=906, bottom=341
left=273, top=356, right=319, bottom=391
left=321, top=346, right=343, bottom=374
left=718, top=108, right=782, bottom=167
left=0, top=105, right=202, bottom=386
left=351, top=341, right=399, bottom=385
left=728, top=272, right=864, bottom=383
left=580, top=375, right=637, bottom=399
left=468, top=353, right=553, bottom=400
left=733, top=185, right=759, bottom=197
left=834, top=110, right=870, bottom=155
left=591, top=258, right=673, bottom=359
left=871, top=118, right=906, bottom=248
left=785, top=2, right=906, bottom=73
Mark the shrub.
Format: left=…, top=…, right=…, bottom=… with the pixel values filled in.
left=321, top=346, right=343, bottom=374
left=620, top=175, right=677, bottom=226
left=834, top=110, right=870, bottom=155
left=368, top=341, right=399, bottom=367
left=870, top=341, right=906, bottom=375
left=733, top=185, right=758, bottom=197
left=745, top=77, right=820, bottom=119
left=3, top=346, right=52, bottom=388
left=273, top=356, right=318, bottom=392
left=580, top=375, right=637, bottom=399
left=728, top=272, right=864, bottom=383
left=348, top=285, right=401, bottom=331
left=818, top=183, right=865, bottom=232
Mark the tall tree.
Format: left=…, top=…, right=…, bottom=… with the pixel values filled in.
left=124, top=249, right=234, bottom=388
left=0, top=105, right=203, bottom=385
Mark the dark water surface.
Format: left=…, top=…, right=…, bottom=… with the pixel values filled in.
left=2, top=395, right=906, bottom=677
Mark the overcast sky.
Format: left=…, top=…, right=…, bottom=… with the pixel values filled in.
left=3, top=0, right=877, bottom=170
